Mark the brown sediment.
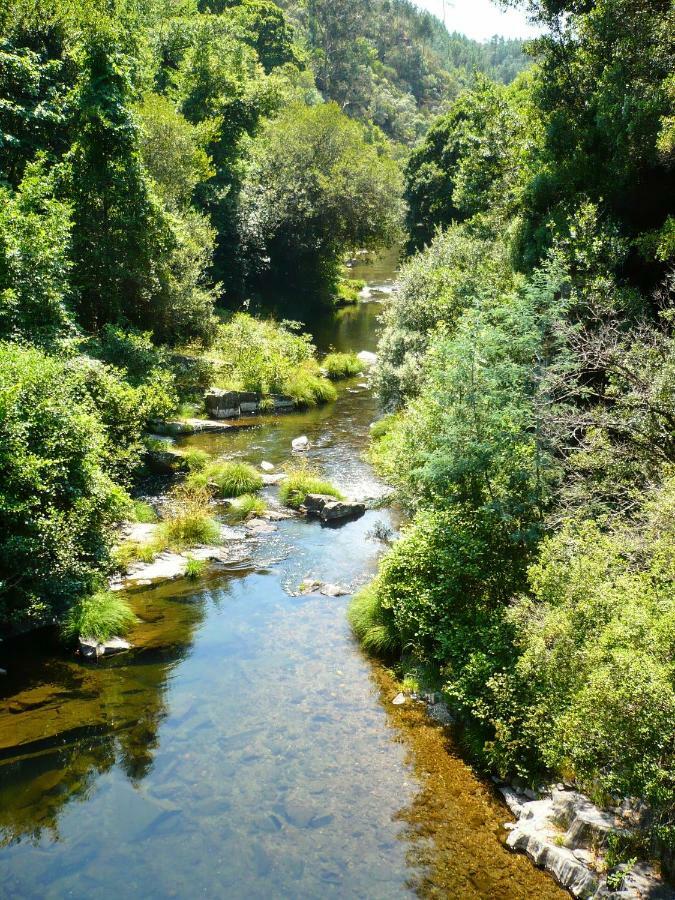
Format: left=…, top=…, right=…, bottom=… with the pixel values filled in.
left=372, top=664, right=566, bottom=899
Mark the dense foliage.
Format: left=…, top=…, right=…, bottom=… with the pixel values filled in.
left=357, top=0, right=675, bottom=866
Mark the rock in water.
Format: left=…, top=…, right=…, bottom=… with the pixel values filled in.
left=356, top=350, right=377, bottom=368
left=260, top=461, right=275, bottom=472
left=292, top=435, right=310, bottom=451
left=79, top=636, right=132, bottom=660
left=302, top=494, right=365, bottom=522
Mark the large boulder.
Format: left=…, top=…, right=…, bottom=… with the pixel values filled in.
left=205, top=389, right=245, bottom=419
left=302, top=494, right=365, bottom=522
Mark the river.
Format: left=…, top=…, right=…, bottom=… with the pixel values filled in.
left=0, top=252, right=563, bottom=899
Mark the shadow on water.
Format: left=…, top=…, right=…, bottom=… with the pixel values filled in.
left=0, top=250, right=564, bottom=899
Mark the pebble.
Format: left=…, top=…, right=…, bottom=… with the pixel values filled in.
left=392, top=692, right=406, bottom=706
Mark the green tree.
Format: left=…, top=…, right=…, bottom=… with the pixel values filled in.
left=238, top=101, right=403, bottom=297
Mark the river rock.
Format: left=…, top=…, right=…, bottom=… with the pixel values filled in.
left=262, top=472, right=287, bottom=485
left=392, top=692, right=406, bottom=706
left=320, top=583, right=348, bottom=597
left=260, top=461, right=275, bottom=472
left=302, top=494, right=365, bottom=522
left=79, top=636, right=132, bottom=660
left=206, top=389, right=247, bottom=419
left=145, top=448, right=189, bottom=476
left=292, top=435, right=310, bottom=451
left=357, top=350, right=377, bottom=367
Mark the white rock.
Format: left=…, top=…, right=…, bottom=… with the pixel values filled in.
left=260, top=461, right=275, bottom=472
left=320, top=583, right=348, bottom=597
left=292, top=435, right=310, bottom=451
left=392, top=692, right=406, bottom=706
left=356, top=351, right=377, bottom=368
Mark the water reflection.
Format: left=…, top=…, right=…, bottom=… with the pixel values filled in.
left=0, top=583, right=208, bottom=848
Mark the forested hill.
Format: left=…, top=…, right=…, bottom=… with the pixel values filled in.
left=277, top=0, right=528, bottom=142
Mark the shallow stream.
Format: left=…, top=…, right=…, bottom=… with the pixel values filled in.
left=0, top=252, right=563, bottom=899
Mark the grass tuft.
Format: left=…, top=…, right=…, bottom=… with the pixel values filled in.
left=63, top=591, right=137, bottom=642
left=228, top=493, right=266, bottom=521
left=185, top=556, right=206, bottom=580
left=187, top=460, right=263, bottom=498
left=279, top=463, right=344, bottom=509
left=323, top=352, right=364, bottom=380
left=156, top=484, right=220, bottom=549
left=182, top=448, right=210, bottom=472
left=284, top=363, right=337, bottom=407
left=347, top=581, right=400, bottom=657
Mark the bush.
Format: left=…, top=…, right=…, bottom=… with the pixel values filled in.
left=0, top=344, right=127, bottom=631
left=333, top=279, right=365, bottom=306
left=279, top=464, right=344, bottom=509
left=155, top=484, right=220, bottom=549
left=228, top=494, right=266, bottom=521
left=323, top=352, right=363, bottom=380
left=188, top=460, right=263, bottom=498
left=62, top=590, right=137, bottom=642
left=347, top=581, right=400, bottom=657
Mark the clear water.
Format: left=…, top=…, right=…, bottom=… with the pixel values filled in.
left=0, top=251, right=563, bottom=899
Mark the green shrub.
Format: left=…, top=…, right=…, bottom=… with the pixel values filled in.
left=347, top=581, right=400, bottom=656
left=228, top=494, right=266, bottom=521
left=0, top=344, right=127, bottom=631
left=132, top=500, right=158, bottom=523
left=155, top=485, right=220, bottom=549
left=323, top=352, right=363, bottom=380
left=62, top=591, right=137, bottom=641
left=213, top=313, right=316, bottom=395
left=279, top=464, right=344, bottom=509
left=188, top=460, right=263, bottom=497
left=333, top=278, right=365, bottom=306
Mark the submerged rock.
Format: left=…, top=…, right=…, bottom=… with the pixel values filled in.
left=291, top=435, right=310, bottom=451
left=79, top=636, right=132, bottom=660
left=302, top=494, right=365, bottom=522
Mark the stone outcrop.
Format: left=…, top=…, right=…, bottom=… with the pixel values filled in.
left=205, top=389, right=294, bottom=420
left=302, top=493, right=366, bottom=522
left=501, top=786, right=673, bottom=899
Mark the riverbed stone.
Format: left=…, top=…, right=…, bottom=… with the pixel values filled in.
left=79, top=636, right=132, bottom=660
left=302, top=494, right=366, bottom=522
left=291, top=435, right=310, bottom=451
left=260, top=461, right=275, bottom=472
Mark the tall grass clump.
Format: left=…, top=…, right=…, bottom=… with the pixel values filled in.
left=347, top=581, right=400, bottom=657
left=156, top=484, right=220, bottom=549
left=182, top=448, right=210, bottom=472
left=283, top=362, right=337, bottom=406
left=187, top=460, right=263, bottom=497
left=63, top=591, right=137, bottom=642
left=228, top=493, right=266, bottom=521
left=323, top=352, right=363, bottom=380
left=279, top=463, right=344, bottom=509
